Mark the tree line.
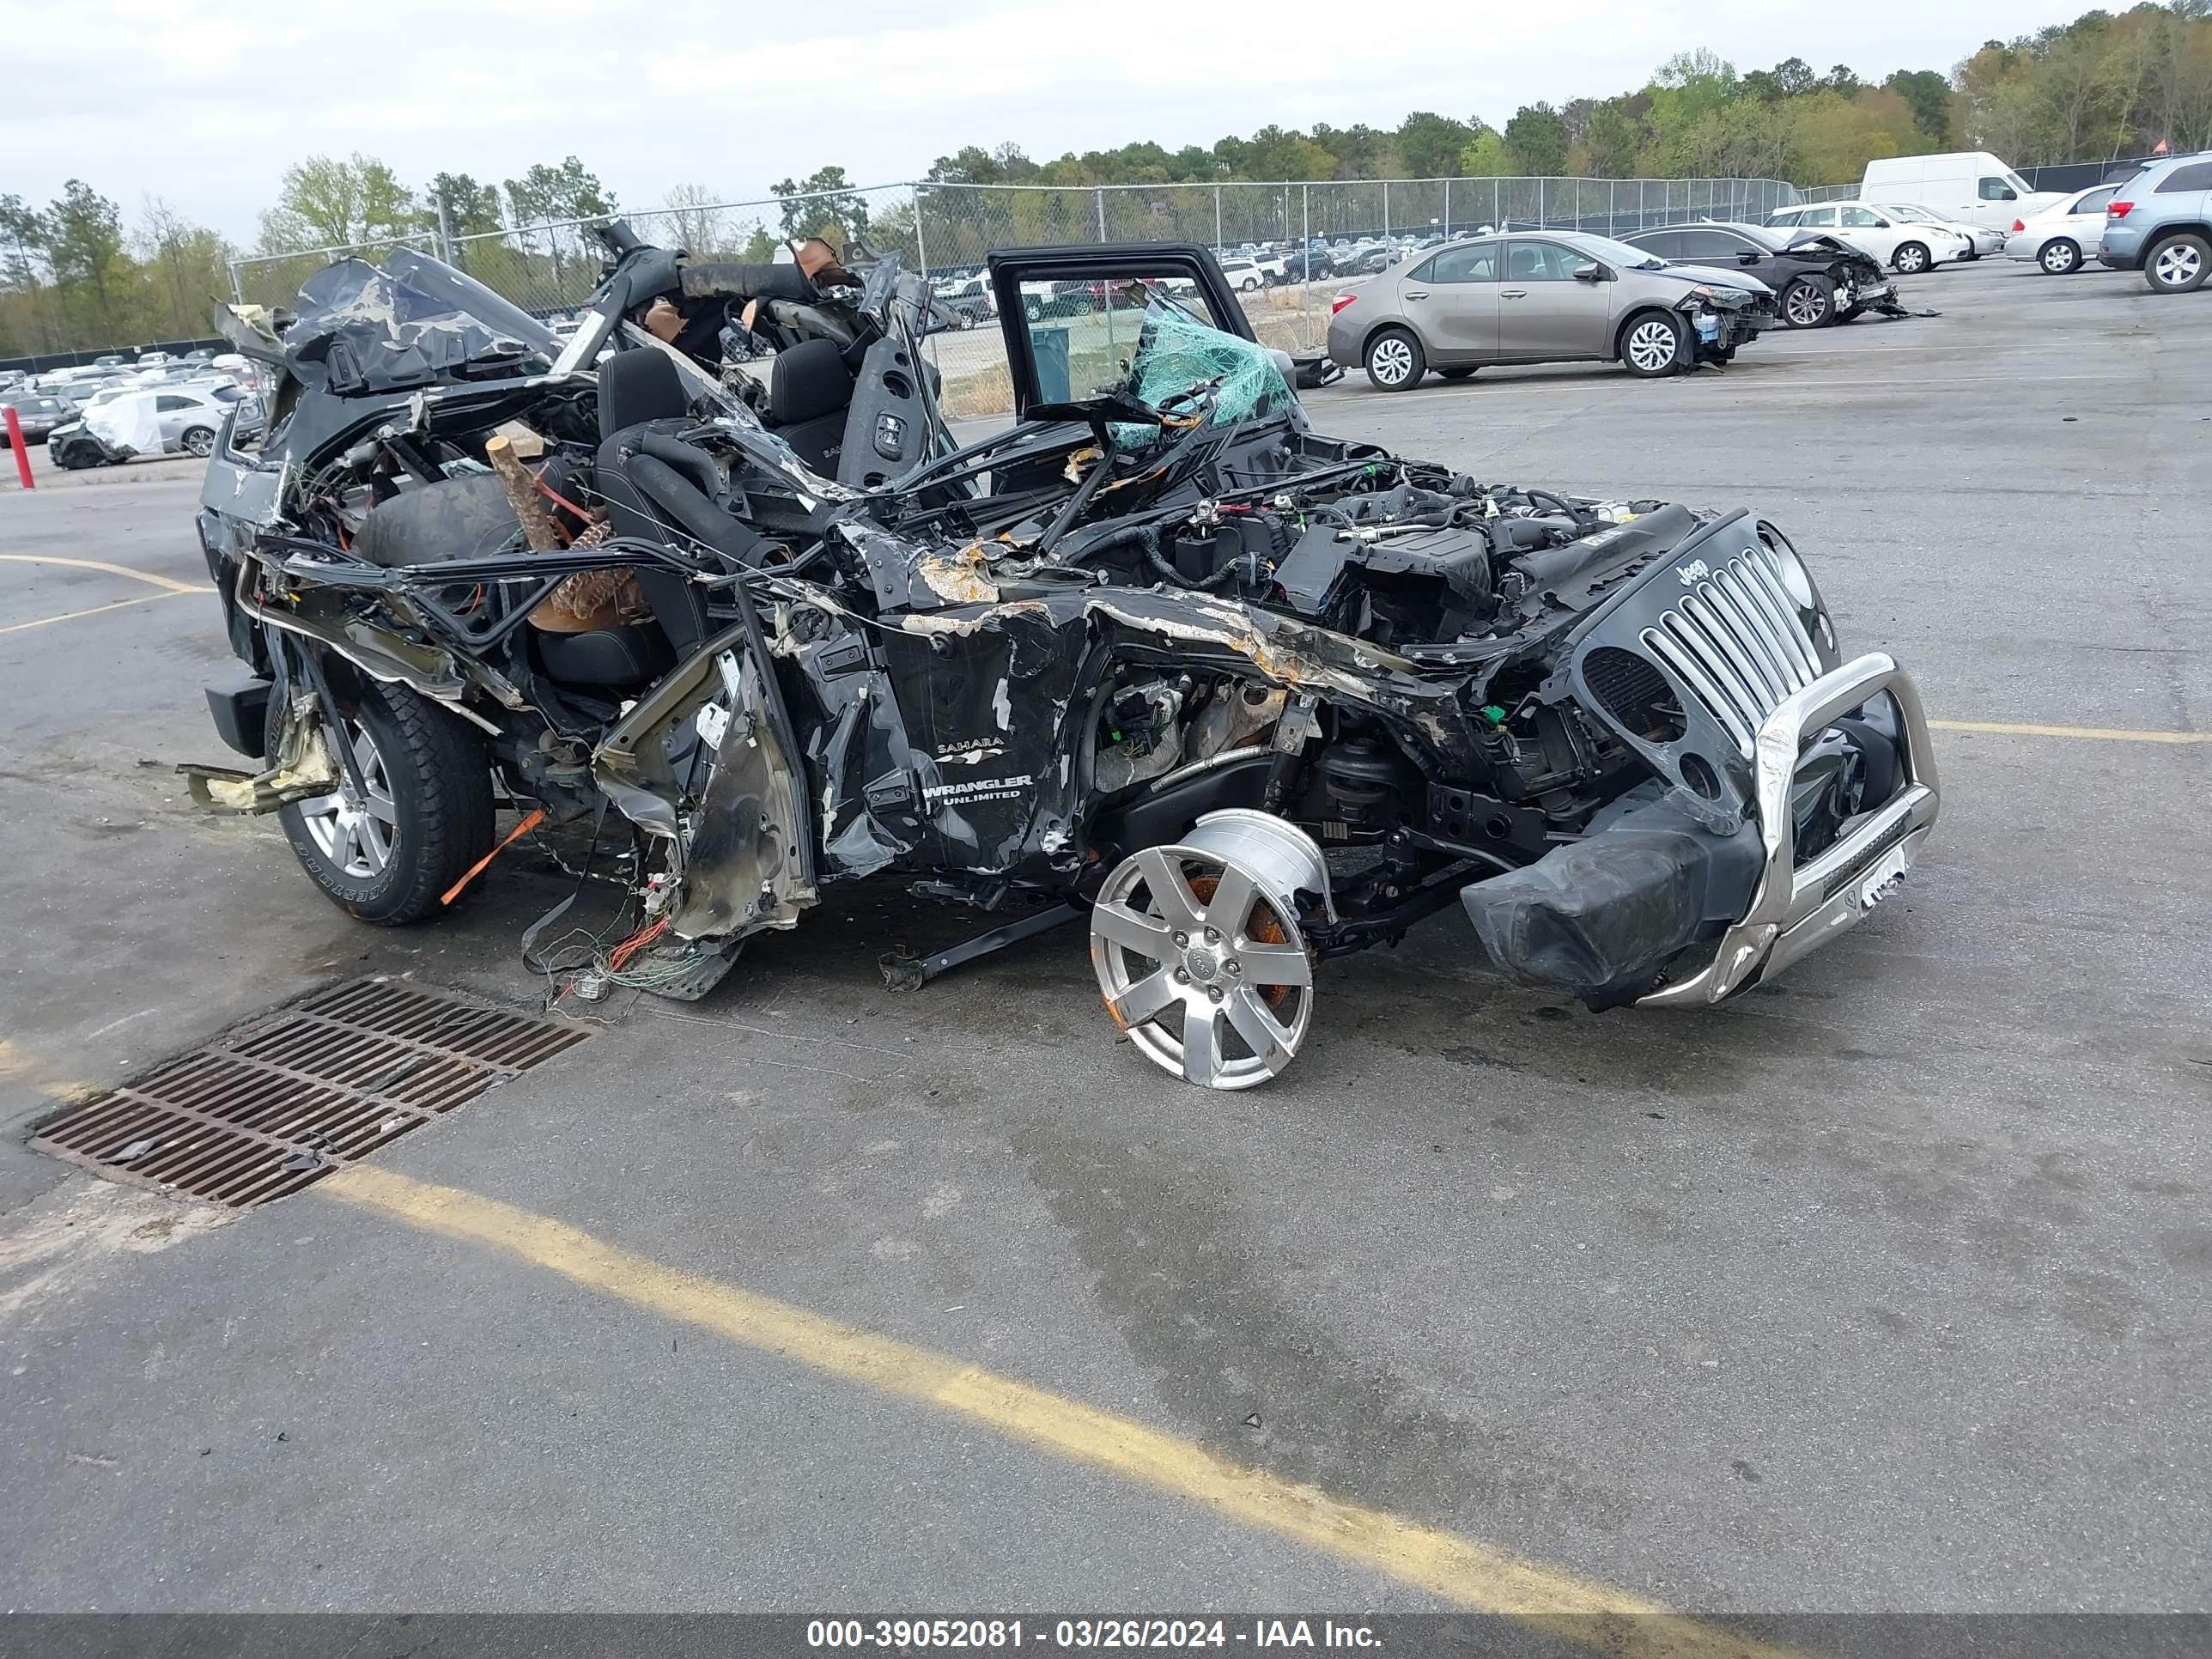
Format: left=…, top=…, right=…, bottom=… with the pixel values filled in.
left=927, top=4, right=2212, bottom=195
left=7, top=4, right=2208, bottom=355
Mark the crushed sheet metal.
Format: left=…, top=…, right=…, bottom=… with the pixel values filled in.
left=29, top=980, right=590, bottom=1208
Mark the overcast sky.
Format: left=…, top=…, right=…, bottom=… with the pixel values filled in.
left=4, top=0, right=2081, bottom=242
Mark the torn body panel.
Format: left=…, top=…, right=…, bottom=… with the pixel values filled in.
left=593, top=623, right=816, bottom=942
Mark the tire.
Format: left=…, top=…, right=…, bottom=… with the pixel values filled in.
left=1024, top=298, right=1043, bottom=323
left=180, top=427, right=216, bottom=459
left=2039, top=239, right=2082, bottom=275
left=1779, top=276, right=1835, bottom=329
left=1239, top=277, right=1260, bottom=292
left=1437, top=367, right=1478, bottom=380
left=1619, top=311, right=1686, bottom=378
left=1363, top=327, right=1425, bottom=392
left=2145, top=234, right=2210, bottom=294
left=272, top=678, right=496, bottom=926
left=1893, top=241, right=1931, bottom=275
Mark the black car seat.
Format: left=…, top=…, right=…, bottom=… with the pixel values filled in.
left=526, top=347, right=728, bottom=689
left=762, top=338, right=854, bottom=473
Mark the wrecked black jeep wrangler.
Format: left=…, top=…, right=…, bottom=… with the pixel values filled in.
left=190, top=226, right=1938, bottom=1090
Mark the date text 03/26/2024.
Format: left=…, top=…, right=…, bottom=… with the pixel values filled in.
left=806, top=1620, right=1382, bottom=1650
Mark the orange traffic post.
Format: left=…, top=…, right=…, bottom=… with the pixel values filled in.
left=3, top=404, right=32, bottom=489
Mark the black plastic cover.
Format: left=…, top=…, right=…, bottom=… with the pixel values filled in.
left=1459, top=788, right=1762, bottom=1004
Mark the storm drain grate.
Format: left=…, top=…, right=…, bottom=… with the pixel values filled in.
left=30, top=979, right=591, bottom=1208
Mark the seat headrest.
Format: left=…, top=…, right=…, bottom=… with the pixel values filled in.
left=599, top=348, right=690, bottom=441
left=768, top=338, right=854, bottom=428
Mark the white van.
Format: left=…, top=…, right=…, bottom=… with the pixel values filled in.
left=1861, top=153, right=2067, bottom=231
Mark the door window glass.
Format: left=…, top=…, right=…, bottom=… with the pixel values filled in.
left=1674, top=230, right=1747, bottom=259
left=1978, top=177, right=2019, bottom=201
left=2154, top=161, right=2212, bottom=192
left=1425, top=242, right=1499, bottom=283
left=1506, top=241, right=1592, bottom=282
left=2074, top=187, right=2117, bottom=216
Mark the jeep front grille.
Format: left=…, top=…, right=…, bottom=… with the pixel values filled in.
left=1638, top=545, right=1823, bottom=757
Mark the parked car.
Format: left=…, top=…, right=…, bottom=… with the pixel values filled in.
left=1869, top=204, right=2006, bottom=259
left=2097, top=151, right=2212, bottom=292
left=1218, top=258, right=1269, bottom=292
left=1327, top=230, right=1774, bottom=391
left=0, top=392, right=70, bottom=443
left=48, top=384, right=252, bottom=468
left=1620, top=222, right=1899, bottom=328
left=1861, top=152, right=2066, bottom=231
left=2003, top=184, right=2123, bottom=273
left=933, top=275, right=997, bottom=325
left=1765, top=203, right=1971, bottom=275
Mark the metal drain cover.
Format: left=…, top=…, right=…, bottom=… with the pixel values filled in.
left=31, top=979, right=590, bottom=1207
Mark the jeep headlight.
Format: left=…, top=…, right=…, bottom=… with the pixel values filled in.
left=1760, top=525, right=1819, bottom=610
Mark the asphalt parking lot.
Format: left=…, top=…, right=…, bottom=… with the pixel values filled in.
left=2, top=257, right=2207, bottom=1637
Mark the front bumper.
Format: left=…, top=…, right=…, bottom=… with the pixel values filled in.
left=1838, top=275, right=1899, bottom=312
left=1462, top=652, right=1938, bottom=1006
left=1637, top=652, right=1939, bottom=1006
left=1691, top=301, right=1771, bottom=352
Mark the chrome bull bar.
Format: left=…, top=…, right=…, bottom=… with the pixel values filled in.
left=1638, top=651, right=1940, bottom=1008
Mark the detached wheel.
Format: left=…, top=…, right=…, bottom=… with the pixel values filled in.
left=1363, top=326, right=1426, bottom=391
left=180, top=427, right=216, bottom=459
left=1438, top=366, right=1478, bottom=380
left=1779, top=276, right=1835, bottom=329
left=2039, top=239, right=2082, bottom=275
left=1620, top=311, right=1686, bottom=377
left=2146, top=234, right=2210, bottom=294
left=273, top=679, right=495, bottom=925
left=1089, top=814, right=1323, bottom=1090
left=1893, top=241, right=1931, bottom=275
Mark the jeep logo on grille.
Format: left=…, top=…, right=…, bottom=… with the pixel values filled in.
left=1677, top=559, right=1711, bottom=586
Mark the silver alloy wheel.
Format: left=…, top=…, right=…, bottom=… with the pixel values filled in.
left=1368, top=334, right=1415, bottom=386
left=2154, top=240, right=2203, bottom=288
left=1784, top=283, right=1830, bottom=326
left=182, top=428, right=215, bottom=458
left=2040, top=240, right=2080, bottom=274
left=1626, top=318, right=1679, bottom=374
left=1895, top=243, right=1929, bottom=274
left=1089, top=842, right=1316, bottom=1090
left=296, top=722, right=397, bottom=878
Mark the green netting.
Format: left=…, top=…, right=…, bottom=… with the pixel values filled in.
left=1115, top=299, right=1292, bottom=447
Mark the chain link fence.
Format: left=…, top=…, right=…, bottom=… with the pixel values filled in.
left=228, top=174, right=1805, bottom=418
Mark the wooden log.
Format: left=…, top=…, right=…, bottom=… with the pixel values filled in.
left=484, top=434, right=562, bottom=551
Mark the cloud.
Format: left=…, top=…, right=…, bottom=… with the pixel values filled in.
left=2, top=0, right=2079, bottom=241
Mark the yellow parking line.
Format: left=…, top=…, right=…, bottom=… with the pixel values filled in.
left=0, top=554, right=205, bottom=594
left=321, top=1164, right=1797, bottom=1659
left=1929, top=718, right=2209, bottom=744
left=0, top=587, right=200, bottom=636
